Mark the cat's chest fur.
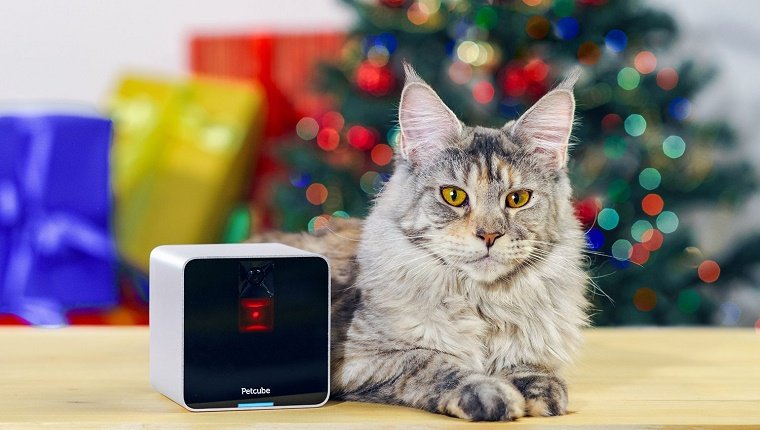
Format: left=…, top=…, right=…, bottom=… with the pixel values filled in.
left=364, top=269, right=583, bottom=375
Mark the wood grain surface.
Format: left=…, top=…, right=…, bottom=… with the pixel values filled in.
left=0, top=327, right=758, bottom=429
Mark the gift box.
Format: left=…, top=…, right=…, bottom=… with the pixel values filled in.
left=190, top=32, right=344, bottom=136
left=190, top=32, right=345, bottom=229
left=109, top=75, right=264, bottom=273
left=0, top=113, right=116, bottom=325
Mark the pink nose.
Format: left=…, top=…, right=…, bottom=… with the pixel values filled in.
left=476, top=232, right=503, bottom=248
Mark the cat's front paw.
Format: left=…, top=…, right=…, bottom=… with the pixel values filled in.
left=443, top=375, right=525, bottom=421
left=509, top=370, right=568, bottom=417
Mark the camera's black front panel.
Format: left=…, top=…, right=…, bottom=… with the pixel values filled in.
left=183, top=257, right=329, bottom=409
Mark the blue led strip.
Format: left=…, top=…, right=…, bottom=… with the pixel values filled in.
left=238, top=402, right=275, bottom=408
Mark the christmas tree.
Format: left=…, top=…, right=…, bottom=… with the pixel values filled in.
left=270, top=0, right=760, bottom=325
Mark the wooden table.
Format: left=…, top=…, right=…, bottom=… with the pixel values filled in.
left=1, top=327, right=759, bottom=429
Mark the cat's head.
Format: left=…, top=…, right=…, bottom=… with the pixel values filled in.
left=389, top=63, right=580, bottom=284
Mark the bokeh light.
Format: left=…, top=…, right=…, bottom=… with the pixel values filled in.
left=555, top=17, right=579, bottom=40
left=322, top=111, right=345, bottom=131
left=473, top=81, right=495, bottom=104
left=624, top=114, right=646, bottom=136
left=607, top=179, right=630, bottom=202
left=355, top=62, right=395, bottom=96
left=475, top=6, right=498, bottom=29
left=305, top=183, right=329, bottom=205
left=601, top=113, right=622, bottom=130
left=683, top=246, right=704, bottom=268
left=718, top=302, right=741, bottom=325
left=586, top=227, right=605, bottom=250
left=526, top=16, right=550, bottom=39
left=678, top=289, right=701, bottom=313
left=456, top=41, right=480, bottom=64
left=604, top=29, right=628, bottom=52
left=360, top=171, right=381, bottom=194
left=367, top=45, right=390, bottom=67
left=631, top=220, right=654, bottom=242
left=503, top=68, right=527, bottom=97
left=307, top=215, right=330, bottom=233
left=386, top=126, right=401, bottom=147
left=371, top=143, right=394, bottom=166
left=524, top=58, right=549, bottom=82
left=657, top=67, right=679, bottom=90
left=617, top=67, right=640, bottom=90
left=597, top=207, right=620, bottom=230
left=612, top=239, right=633, bottom=261
left=642, top=193, right=664, bottom=216
left=669, top=97, right=691, bottom=121
left=663, top=135, right=686, bottom=158
left=603, top=136, right=627, bottom=159
left=577, top=41, right=601, bottom=65
left=634, top=287, right=657, bottom=311
left=289, top=172, right=311, bottom=188
left=629, top=243, right=650, bottom=265
left=365, top=32, right=398, bottom=55
left=448, top=61, right=473, bottom=84
left=698, top=260, right=721, bottom=283
left=317, top=128, right=340, bottom=151
left=296, top=117, right=319, bottom=140
left=639, top=167, right=661, bottom=190
left=407, top=1, right=430, bottom=25
left=347, top=125, right=377, bottom=150
left=656, top=210, right=679, bottom=233
left=634, top=51, right=657, bottom=74
left=641, top=229, right=664, bottom=251
left=552, top=0, right=574, bottom=16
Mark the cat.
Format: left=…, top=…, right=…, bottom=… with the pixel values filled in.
left=252, top=63, right=589, bottom=421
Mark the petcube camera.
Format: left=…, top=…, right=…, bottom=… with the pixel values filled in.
left=149, top=243, right=330, bottom=411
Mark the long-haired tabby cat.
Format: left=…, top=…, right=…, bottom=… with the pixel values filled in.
left=253, top=64, right=589, bottom=421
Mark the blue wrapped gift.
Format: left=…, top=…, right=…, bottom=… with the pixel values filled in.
left=0, top=113, right=116, bottom=325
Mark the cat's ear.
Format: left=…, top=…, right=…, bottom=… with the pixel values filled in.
left=398, top=63, right=462, bottom=165
left=510, top=69, right=579, bottom=170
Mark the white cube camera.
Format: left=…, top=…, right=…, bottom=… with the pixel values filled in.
left=149, top=243, right=330, bottom=411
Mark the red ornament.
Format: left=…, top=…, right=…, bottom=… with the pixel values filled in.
left=355, top=61, right=395, bottom=96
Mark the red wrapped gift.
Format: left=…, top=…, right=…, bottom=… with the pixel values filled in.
left=190, top=32, right=345, bottom=229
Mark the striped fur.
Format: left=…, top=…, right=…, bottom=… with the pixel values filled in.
left=251, top=66, right=589, bottom=421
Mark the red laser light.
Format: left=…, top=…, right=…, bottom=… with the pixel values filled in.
left=239, top=298, right=274, bottom=332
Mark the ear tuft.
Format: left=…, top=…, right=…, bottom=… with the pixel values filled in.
left=403, top=61, right=425, bottom=85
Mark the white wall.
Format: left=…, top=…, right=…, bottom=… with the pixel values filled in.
left=0, top=0, right=354, bottom=106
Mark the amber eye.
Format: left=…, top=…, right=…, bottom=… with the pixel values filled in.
left=441, top=186, right=468, bottom=207
left=506, top=190, right=532, bottom=208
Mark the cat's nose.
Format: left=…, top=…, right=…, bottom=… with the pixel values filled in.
left=476, top=231, right=503, bottom=248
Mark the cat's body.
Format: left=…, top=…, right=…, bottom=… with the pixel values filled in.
left=252, top=65, right=589, bottom=421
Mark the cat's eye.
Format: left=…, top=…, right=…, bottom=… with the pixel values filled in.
left=441, top=186, right=468, bottom=207
left=506, top=190, right=532, bottom=208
